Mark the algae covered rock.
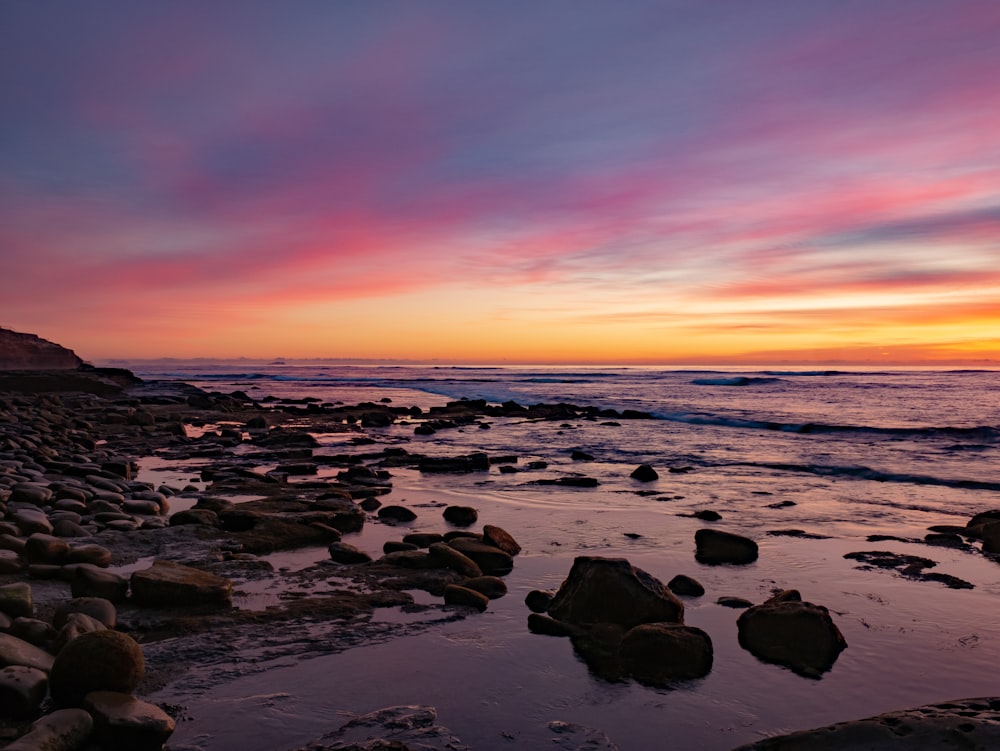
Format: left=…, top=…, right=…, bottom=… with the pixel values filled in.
left=49, top=629, right=145, bottom=706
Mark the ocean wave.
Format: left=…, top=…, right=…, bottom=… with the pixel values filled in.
left=656, top=411, right=999, bottom=442
left=691, top=376, right=783, bottom=386
left=736, top=461, right=1000, bottom=492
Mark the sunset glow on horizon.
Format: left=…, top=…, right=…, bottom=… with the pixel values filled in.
left=3, top=2, right=999, bottom=365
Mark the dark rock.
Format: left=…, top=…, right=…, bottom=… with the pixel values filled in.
left=443, top=584, right=489, bottom=611
left=737, top=591, right=847, bottom=677
left=527, top=613, right=581, bottom=637
left=83, top=690, right=177, bottom=751
left=169, top=509, right=220, bottom=527
left=71, top=565, right=129, bottom=602
left=130, top=559, right=232, bottom=608
left=692, top=509, right=722, bottom=521
left=619, top=623, right=714, bottom=683
left=10, top=617, right=55, bottom=647
left=24, top=532, right=70, bottom=564
left=51, top=612, right=107, bottom=653
left=0, top=632, right=54, bottom=671
left=695, top=528, right=758, bottom=565
left=525, top=589, right=555, bottom=613
left=0, top=665, right=48, bottom=717
left=462, top=576, right=507, bottom=599
left=667, top=574, right=705, bottom=597
left=1, top=708, right=93, bottom=751
left=55, top=597, right=117, bottom=629
left=717, top=596, right=754, bottom=609
left=630, top=464, right=659, bottom=482
left=732, top=696, right=1000, bottom=750
left=65, top=543, right=113, bottom=567
left=379, top=550, right=444, bottom=570
left=418, top=452, right=490, bottom=473
left=378, top=506, right=418, bottom=523
left=401, top=533, right=443, bottom=548
left=49, top=629, right=145, bottom=706
left=428, top=543, right=482, bottom=577
left=547, top=556, right=683, bottom=628
left=0, top=582, right=33, bottom=618
left=442, top=505, right=478, bottom=527
left=571, top=450, right=594, bottom=461
left=359, top=497, right=382, bottom=512
left=446, top=538, right=513, bottom=576
left=482, top=525, right=521, bottom=556
left=383, top=541, right=419, bottom=554
left=329, top=541, right=374, bottom=564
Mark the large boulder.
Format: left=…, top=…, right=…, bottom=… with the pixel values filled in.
left=130, top=560, right=232, bottom=608
left=546, top=556, right=683, bottom=628
left=49, top=630, right=145, bottom=706
left=695, top=528, right=759, bottom=565
left=619, top=623, right=714, bottom=683
left=737, top=590, right=847, bottom=677
left=0, top=665, right=49, bottom=717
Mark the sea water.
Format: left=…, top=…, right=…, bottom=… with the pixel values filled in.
left=116, top=361, right=1000, bottom=750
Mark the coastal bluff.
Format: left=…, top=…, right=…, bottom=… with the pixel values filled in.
left=0, top=328, right=83, bottom=370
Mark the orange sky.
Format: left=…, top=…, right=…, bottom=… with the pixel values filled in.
left=2, top=3, right=999, bottom=364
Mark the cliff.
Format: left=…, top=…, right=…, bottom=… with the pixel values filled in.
left=0, top=327, right=85, bottom=370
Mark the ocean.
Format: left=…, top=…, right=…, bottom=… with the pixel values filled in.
left=116, top=361, right=1000, bottom=750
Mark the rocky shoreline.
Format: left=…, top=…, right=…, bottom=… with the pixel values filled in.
left=2, top=365, right=1000, bottom=750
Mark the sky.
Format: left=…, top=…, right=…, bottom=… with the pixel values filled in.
left=2, top=1, right=999, bottom=364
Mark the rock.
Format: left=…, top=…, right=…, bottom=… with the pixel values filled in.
left=54, top=598, right=117, bottom=629
left=418, top=452, right=490, bottom=473
left=733, top=696, right=1000, bottom=750
left=547, top=720, right=618, bottom=751
left=65, top=544, right=113, bottom=567
left=619, top=623, right=714, bottom=682
left=462, top=576, right=507, bottom=599
left=0, top=549, right=22, bottom=574
left=0, top=665, right=48, bottom=717
left=1, top=708, right=93, bottom=751
left=443, top=584, right=489, bottom=611
left=130, top=559, right=232, bottom=608
left=428, top=543, right=482, bottom=577
left=11, top=617, right=55, bottom=647
left=328, top=541, right=374, bottom=564
left=737, top=590, right=847, bottom=677
left=292, top=704, right=468, bottom=751
left=546, top=556, right=683, bottom=628
left=377, top=506, right=418, bottom=523
left=981, top=522, right=1000, bottom=555
left=12, top=507, right=53, bottom=535
left=527, top=613, right=581, bottom=637
left=445, top=538, right=514, bottom=576
left=383, top=541, right=419, bottom=554
left=630, top=464, right=659, bottom=482
left=49, top=629, right=145, bottom=706
left=667, top=574, right=705, bottom=597
left=52, top=612, right=107, bottom=653
left=692, top=509, right=722, bottom=521
left=442, top=505, right=478, bottom=527
left=379, top=550, right=442, bottom=569
left=10, top=483, right=53, bottom=505
left=694, top=528, right=758, bottom=565
left=571, top=449, right=594, bottom=461
left=0, top=582, right=33, bottom=618
left=482, top=525, right=521, bottom=556
left=0, top=533, right=28, bottom=555
left=525, top=589, right=555, bottom=613
left=717, top=596, right=754, bottom=609
left=0, top=632, right=55, bottom=671
left=401, top=533, right=442, bottom=548
left=71, top=565, right=129, bottom=602
left=52, top=519, right=91, bottom=538
left=83, top=690, right=176, bottom=751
